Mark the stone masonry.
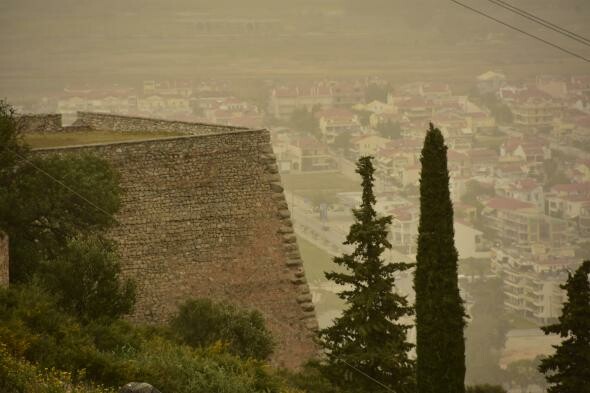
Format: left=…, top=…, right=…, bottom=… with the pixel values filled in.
left=73, top=112, right=249, bottom=135
left=33, top=120, right=318, bottom=368
left=17, top=114, right=63, bottom=133
left=0, top=232, right=8, bottom=288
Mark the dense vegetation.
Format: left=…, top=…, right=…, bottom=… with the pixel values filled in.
left=0, top=101, right=300, bottom=392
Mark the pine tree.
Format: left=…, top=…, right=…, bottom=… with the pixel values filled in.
left=319, top=156, right=415, bottom=393
left=538, top=260, right=590, bottom=393
left=414, top=123, right=466, bottom=393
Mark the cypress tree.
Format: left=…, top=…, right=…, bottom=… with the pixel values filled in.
left=414, top=123, right=466, bottom=393
left=319, top=156, right=415, bottom=393
left=538, top=260, right=590, bottom=393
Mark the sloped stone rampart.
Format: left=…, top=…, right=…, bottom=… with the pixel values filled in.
left=73, top=112, right=250, bottom=135
left=34, top=129, right=318, bottom=368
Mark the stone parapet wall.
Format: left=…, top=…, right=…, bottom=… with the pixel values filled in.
left=18, top=114, right=63, bottom=133
left=34, top=129, right=317, bottom=368
left=0, top=232, right=8, bottom=288
left=74, top=112, right=250, bottom=135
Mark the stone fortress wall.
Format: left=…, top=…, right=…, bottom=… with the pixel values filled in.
left=17, top=113, right=64, bottom=133
left=72, top=112, right=248, bottom=135
left=32, top=114, right=317, bottom=368
left=18, top=111, right=250, bottom=135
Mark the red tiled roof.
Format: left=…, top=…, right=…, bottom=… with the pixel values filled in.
left=316, top=107, right=355, bottom=120
left=551, top=182, right=590, bottom=194
left=448, top=150, right=468, bottom=161
left=497, top=162, right=525, bottom=173
left=467, top=148, right=498, bottom=161
left=513, top=178, right=540, bottom=191
left=390, top=207, right=415, bottom=221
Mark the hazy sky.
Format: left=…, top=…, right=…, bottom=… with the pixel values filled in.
left=1, top=0, right=589, bottom=98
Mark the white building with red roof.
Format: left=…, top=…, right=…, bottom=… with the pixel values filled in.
left=317, top=107, right=362, bottom=144
left=506, top=87, right=564, bottom=129
left=269, top=84, right=334, bottom=119
left=495, top=178, right=544, bottom=210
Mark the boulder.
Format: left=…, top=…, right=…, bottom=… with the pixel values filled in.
left=119, top=382, right=162, bottom=393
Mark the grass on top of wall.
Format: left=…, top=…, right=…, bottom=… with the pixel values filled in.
left=24, top=131, right=188, bottom=149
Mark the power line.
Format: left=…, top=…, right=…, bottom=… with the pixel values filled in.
left=449, top=0, right=590, bottom=63
left=6, top=146, right=120, bottom=224
left=340, top=360, right=397, bottom=393
left=486, top=0, right=590, bottom=47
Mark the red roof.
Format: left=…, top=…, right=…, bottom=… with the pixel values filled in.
left=448, top=150, right=468, bottom=161
left=486, top=197, right=535, bottom=210
left=390, top=207, right=415, bottom=221
left=513, top=178, right=540, bottom=192
left=316, top=107, right=355, bottom=120
left=551, top=182, right=590, bottom=195
left=497, top=162, right=525, bottom=173
left=467, top=148, right=498, bottom=161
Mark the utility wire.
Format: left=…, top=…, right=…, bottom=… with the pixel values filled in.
left=340, top=360, right=397, bottom=393
left=6, top=146, right=120, bottom=224
left=449, top=0, right=590, bottom=63
left=486, top=0, right=590, bottom=47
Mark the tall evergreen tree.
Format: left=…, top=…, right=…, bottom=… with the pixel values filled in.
left=319, top=156, right=415, bottom=393
left=538, top=260, right=590, bottom=393
left=414, top=123, right=466, bottom=393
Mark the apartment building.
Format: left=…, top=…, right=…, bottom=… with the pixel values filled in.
left=482, top=197, right=542, bottom=245
left=491, top=245, right=578, bottom=324
left=269, top=85, right=334, bottom=119
left=508, top=88, right=564, bottom=129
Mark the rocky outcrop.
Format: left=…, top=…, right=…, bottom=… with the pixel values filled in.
left=119, top=382, right=161, bottom=393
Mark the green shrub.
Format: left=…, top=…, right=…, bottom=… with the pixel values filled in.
left=38, top=236, right=135, bottom=323
left=466, top=385, right=507, bottom=393
left=0, top=344, right=114, bottom=393
left=0, top=285, right=139, bottom=387
left=0, top=286, right=298, bottom=393
left=132, top=337, right=287, bottom=393
left=278, top=360, right=342, bottom=393
left=170, top=298, right=275, bottom=360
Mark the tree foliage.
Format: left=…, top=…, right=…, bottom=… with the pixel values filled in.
left=376, top=120, right=402, bottom=140
left=319, top=156, right=415, bottom=393
left=38, top=236, right=135, bottom=323
left=365, top=83, right=390, bottom=103
left=290, top=106, right=320, bottom=136
left=465, top=385, right=506, bottom=393
left=465, top=278, right=508, bottom=385
left=0, top=102, right=121, bottom=283
left=170, top=298, right=275, bottom=361
left=538, top=260, right=590, bottom=393
left=414, top=123, right=466, bottom=393
left=0, top=101, right=133, bottom=325
left=506, top=357, right=545, bottom=392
